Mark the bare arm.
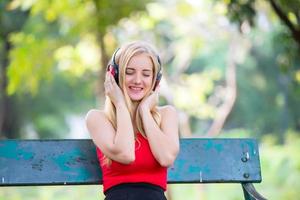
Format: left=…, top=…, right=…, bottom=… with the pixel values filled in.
left=85, top=72, right=135, bottom=164
left=140, top=105, right=179, bottom=167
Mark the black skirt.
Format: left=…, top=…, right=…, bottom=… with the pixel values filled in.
left=104, top=183, right=167, bottom=200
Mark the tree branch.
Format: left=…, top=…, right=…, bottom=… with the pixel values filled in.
left=205, top=36, right=237, bottom=137
left=269, top=0, right=300, bottom=47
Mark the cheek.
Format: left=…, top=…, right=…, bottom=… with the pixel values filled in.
left=145, top=75, right=154, bottom=85
left=146, top=77, right=153, bottom=85
left=124, top=76, right=131, bottom=86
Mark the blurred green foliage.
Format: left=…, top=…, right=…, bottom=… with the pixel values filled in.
left=1, top=0, right=299, bottom=139
left=0, top=0, right=150, bottom=138
left=260, top=131, right=300, bottom=199
left=227, top=26, right=300, bottom=139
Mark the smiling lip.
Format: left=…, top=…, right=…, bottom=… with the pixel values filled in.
left=129, top=86, right=143, bottom=91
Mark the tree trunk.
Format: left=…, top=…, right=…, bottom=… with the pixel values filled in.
left=0, top=36, right=19, bottom=138
left=91, top=0, right=110, bottom=107
left=95, top=32, right=109, bottom=108
left=0, top=38, right=7, bottom=138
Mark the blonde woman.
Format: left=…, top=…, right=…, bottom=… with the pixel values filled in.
left=86, top=41, right=179, bottom=200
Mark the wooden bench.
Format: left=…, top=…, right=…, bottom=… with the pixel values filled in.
left=0, top=138, right=266, bottom=200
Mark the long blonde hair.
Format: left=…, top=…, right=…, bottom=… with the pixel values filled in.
left=104, top=41, right=161, bottom=143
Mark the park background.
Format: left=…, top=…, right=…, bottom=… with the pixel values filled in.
left=0, top=0, right=300, bottom=199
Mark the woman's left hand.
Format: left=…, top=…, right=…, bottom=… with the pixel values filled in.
left=139, top=87, right=159, bottom=113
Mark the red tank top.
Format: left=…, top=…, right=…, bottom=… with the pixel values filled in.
left=96, top=133, right=167, bottom=193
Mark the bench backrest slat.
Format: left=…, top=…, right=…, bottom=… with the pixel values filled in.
left=0, top=138, right=261, bottom=186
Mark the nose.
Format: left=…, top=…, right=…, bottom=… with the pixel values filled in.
left=133, top=73, right=142, bottom=84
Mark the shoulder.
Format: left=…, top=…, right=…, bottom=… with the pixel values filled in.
left=157, top=105, right=178, bottom=117
left=85, top=109, right=113, bottom=137
left=85, top=109, right=106, bottom=125
left=157, top=105, right=179, bottom=135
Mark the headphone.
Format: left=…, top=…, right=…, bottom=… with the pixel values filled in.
left=107, top=48, right=162, bottom=90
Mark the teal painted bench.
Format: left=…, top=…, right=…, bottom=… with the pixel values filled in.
left=0, top=138, right=266, bottom=200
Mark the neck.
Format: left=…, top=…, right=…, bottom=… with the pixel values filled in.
left=131, top=101, right=140, bottom=134
left=132, top=101, right=139, bottom=113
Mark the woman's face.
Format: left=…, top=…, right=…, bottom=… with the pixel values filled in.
left=125, top=53, right=154, bottom=101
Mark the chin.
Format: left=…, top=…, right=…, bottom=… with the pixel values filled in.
left=129, top=95, right=144, bottom=102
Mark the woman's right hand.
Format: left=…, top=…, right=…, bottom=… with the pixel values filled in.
left=104, top=70, right=125, bottom=106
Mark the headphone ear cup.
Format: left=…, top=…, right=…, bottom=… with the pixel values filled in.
left=111, top=48, right=120, bottom=85
left=108, top=65, right=116, bottom=76
left=107, top=65, right=119, bottom=85
left=153, top=72, right=162, bottom=90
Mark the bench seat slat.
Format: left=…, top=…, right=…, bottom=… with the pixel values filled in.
left=0, top=139, right=261, bottom=186
left=169, top=138, right=261, bottom=183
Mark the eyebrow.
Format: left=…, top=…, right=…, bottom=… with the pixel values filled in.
left=126, top=67, right=152, bottom=72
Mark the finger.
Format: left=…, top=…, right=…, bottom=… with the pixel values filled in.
left=105, top=71, right=110, bottom=82
left=109, top=73, right=117, bottom=86
left=154, top=85, right=160, bottom=93
left=104, top=82, right=110, bottom=93
left=154, top=89, right=159, bottom=101
left=104, top=77, right=111, bottom=89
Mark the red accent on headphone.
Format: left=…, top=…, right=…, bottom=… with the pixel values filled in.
left=108, top=65, right=116, bottom=77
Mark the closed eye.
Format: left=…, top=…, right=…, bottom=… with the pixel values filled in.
left=143, top=72, right=151, bottom=77
left=142, top=69, right=152, bottom=77
left=126, top=68, right=135, bottom=75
